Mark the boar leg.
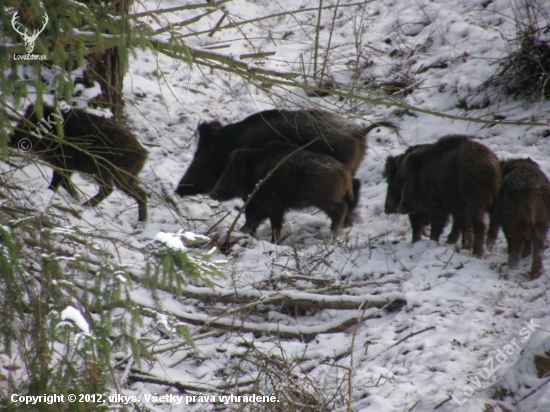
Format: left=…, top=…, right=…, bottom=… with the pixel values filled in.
left=116, top=174, right=148, bottom=222
left=325, top=202, right=348, bottom=234
left=446, top=213, right=468, bottom=246
left=445, top=210, right=474, bottom=250
left=485, top=209, right=500, bottom=252
left=268, top=209, right=285, bottom=244
left=119, top=179, right=147, bottom=222
left=471, top=211, right=487, bottom=258
left=82, top=173, right=114, bottom=207
left=49, top=170, right=79, bottom=200
left=522, top=240, right=532, bottom=258
left=409, top=214, right=427, bottom=243
left=530, top=225, right=547, bottom=277
left=240, top=202, right=268, bottom=236
left=344, top=179, right=361, bottom=227
left=507, top=237, right=523, bottom=270
left=429, top=212, right=448, bottom=243
left=461, top=226, right=474, bottom=251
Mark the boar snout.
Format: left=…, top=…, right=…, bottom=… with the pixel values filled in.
left=209, top=189, right=221, bottom=200
left=385, top=202, right=397, bottom=215
left=209, top=186, right=233, bottom=201
left=397, top=201, right=414, bottom=215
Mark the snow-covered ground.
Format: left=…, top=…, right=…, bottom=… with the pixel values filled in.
left=3, top=0, right=550, bottom=410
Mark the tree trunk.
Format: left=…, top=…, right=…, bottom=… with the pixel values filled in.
left=87, top=47, right=125, bottom=120
left=85, top=0, right=130, bottom=121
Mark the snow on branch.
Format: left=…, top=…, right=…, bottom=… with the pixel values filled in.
left=177, top=285, right=406, bottom=311
left=136, top=299, right=389, bottom=340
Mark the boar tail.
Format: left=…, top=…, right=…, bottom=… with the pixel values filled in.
left=363, top=121, right=398, bottom=135
left=364, top=121, right=402, bottom=144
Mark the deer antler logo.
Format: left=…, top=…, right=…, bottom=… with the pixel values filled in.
left=11, top=11, right=49, bottom=54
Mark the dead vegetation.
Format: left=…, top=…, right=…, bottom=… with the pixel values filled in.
left=470, top=0, right=550, bottom=105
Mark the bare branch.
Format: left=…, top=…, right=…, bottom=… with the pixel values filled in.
left=128, top=0, right=233, bottom=19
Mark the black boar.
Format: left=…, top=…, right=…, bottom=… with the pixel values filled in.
left=209, top=142, right=354, bottom=243
left=175, top=109, right=394, bottom=224
left=396, top=135, right=500, bottom=257
left=496, top=158, right=550, bottom=277
left=384, top=144, right=471, bottom=247
left=10, top=104, right=148, bottom=221
left=384, top=144, right=433, bottom=243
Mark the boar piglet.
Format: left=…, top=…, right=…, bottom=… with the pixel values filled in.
left=396, top=135, right=500, bottom=257
left=209, top=142, right=354, bottom=243
left=10, top=105, right=148, bottom=221
left=497, top=158, right=550, bottom=277
left=384, top=144, right=472, bottom=247
left=175, top=109, right=395, bottom=225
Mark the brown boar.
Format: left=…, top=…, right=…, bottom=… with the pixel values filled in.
left=175, top=109, right=395, bottom=224
left=497, top=158, right=550, bottom=277
left=209, top=142, right=354, bottom=243
left=10, top=104, right=148, bottom=221
left=396, top=135, right=500, bottom=257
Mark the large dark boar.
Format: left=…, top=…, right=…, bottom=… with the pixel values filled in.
left=208, top=142, right=353, bottom=243
left=396, top=135, right=500, bottom=257
left=497, top=158, right=550, bottom=277
left=384, top=144, right=471, bottom=247
left=175, top=109, right=394, bottom=223
left=10, top=104, right=148, bottom=221
left=384, top=144, right=433, bottom=243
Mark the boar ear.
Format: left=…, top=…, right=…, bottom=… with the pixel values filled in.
left=197, top=121, right=222, bottom=149
left=198, top=121, right=222, bottom=137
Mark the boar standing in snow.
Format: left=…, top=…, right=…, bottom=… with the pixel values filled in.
left=496, top=158, right=550, bottom=277
left=396, top=135, right=500, bottom=257
left=10, top=104, right=148, bottom=221
left=385, top=144, right=434, bottom=243
left=384, top=144, right=472, bottom=247
left=208, top=142, right=354, bottom=243
left=175, top=109, right=394, bottom=225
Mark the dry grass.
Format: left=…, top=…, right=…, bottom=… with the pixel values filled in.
left=473, top=0, right=550, bottom=103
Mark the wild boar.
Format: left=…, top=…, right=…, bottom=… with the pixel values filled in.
left=396, top=135, right=500, bottom=257
left=209, top=142, right=354, bottom=243
left=497, top=158, right=550, bottom=277
left=175, top=109, right=394, bottom=224
left=10, top=104, right=148, bottom=221
left=384, top=144, right=434, bottom=242
left=384, top=144, right=471, bottom=247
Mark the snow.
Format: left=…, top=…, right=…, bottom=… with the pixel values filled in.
left=4, top=0, right=550, bottom=410
left=181, top=230, right=210, bottom=245
left=153, top=231, right=188, bottom=251
left=60, top=306, right=90, bottom=335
